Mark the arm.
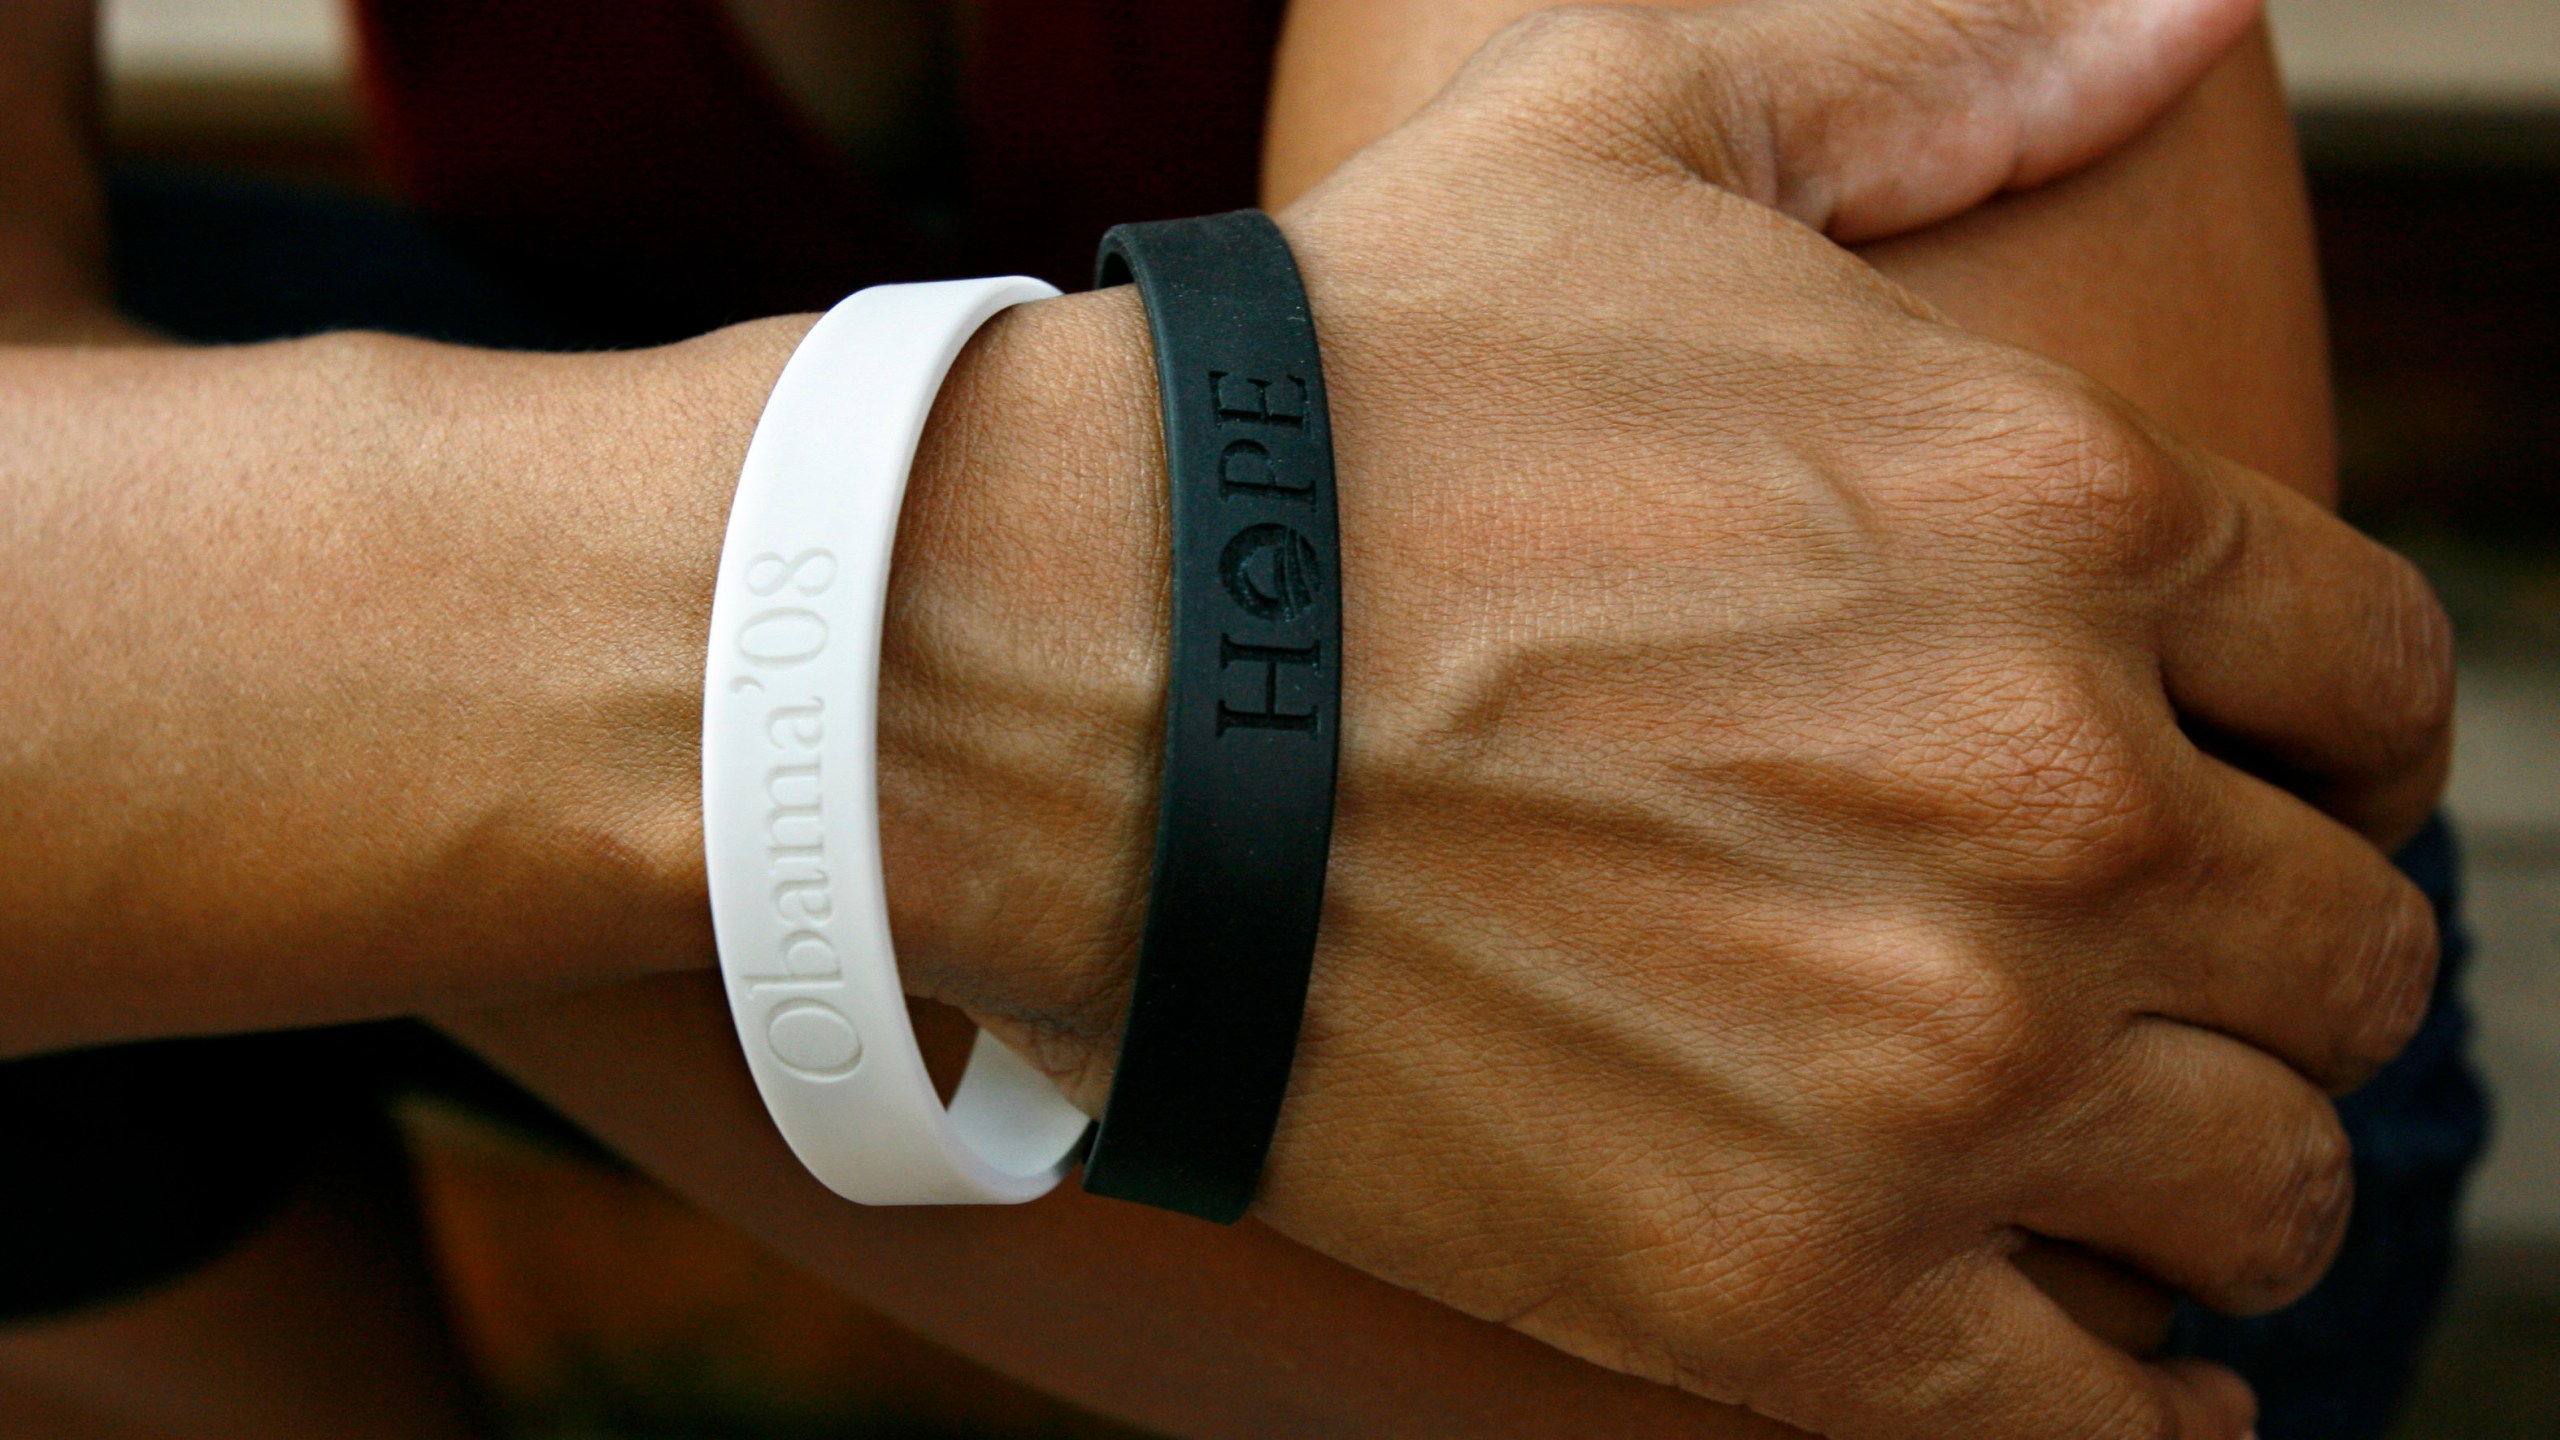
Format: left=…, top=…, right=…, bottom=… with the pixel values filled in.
left=0, top=324, right=794, bottom=1056
left=438, top=17, right=2347, bottom=1440
left=441, top=975, right=2178, bottom=1440
left=445, top=976, right=1804, bottom=1440
left=0, top=14, right=754, bottom=1059
left=5, top=1, right=2448, bottom=1436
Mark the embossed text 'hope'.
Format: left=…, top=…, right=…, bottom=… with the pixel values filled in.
left=1209, top=368, right=1324, bottom=737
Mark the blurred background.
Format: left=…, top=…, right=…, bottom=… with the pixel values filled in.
left=91, top=0, right=2560, bottom=1435
left=2274, top=5, right=2560, bottom=1437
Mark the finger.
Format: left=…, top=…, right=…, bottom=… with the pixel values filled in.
left=2155, top=457, right=2454, bottom=846
left=1769, top=1253, right=2255, bottom=1440
left=1664, top=0, right=2269, bottom=240
left=2117, top=759, right=2439, bottom=1093
left=2019, top=1019, right=2354, bottom=1317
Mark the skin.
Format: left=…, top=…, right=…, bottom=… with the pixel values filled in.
left=436, top=18, right=2363, bottom=1440
left=1266, top=0, right=2338, bottom=503
left=0, top=1, right=2453, bottom=1437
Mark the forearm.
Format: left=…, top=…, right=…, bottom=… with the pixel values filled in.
left=439, top=975, right=1798, bottom=1440
left=0, top=288, right=1170, bottom=1061
left=0, top=327, right=788, bottom=1054
left=0, top=7, right=788, bottom=1053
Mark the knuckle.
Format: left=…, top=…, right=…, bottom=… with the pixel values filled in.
left=1469, top=3, right=1683, bottom=114
left=1961, top=679, right=2179, bottom=898
left=1966, top=366, right=2200, bottom=576
left=1878, top=1047, right=2040, bottom=1155
left=1447, top=5, right=1694, bottom=172
left=1865, top=958, right=2050, bottom=1143
left=1488, top=4, right=1685, bottom=76
left=2015, top=772, right=2177, bottom=899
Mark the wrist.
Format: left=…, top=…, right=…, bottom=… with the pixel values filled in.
left=467, top=320, right=821, bottom=985
left=579, top=293, right=1161, bottom=1099
left=873, top=286, right=1166, bottom=1109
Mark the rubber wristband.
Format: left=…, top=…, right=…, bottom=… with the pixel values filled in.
left=1080, top=211, right=1343, bottom=1224
left=703, top=278, right=1094, bottom=1205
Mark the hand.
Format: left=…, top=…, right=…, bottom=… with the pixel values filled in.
left=885, top=3, right=2453, bottom=1438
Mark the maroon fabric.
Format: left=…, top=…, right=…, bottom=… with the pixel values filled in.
left=959, top=1, right=1287, bottom=285
left=353, top=0, right=1284, bottom=336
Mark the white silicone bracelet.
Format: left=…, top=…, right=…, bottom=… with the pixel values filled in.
left=702, top=277, right=1091, bottom=1205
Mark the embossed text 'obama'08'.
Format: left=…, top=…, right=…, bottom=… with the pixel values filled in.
left=1209, top=368, right=1323, bottom=736
left=726, top=547, right=865, bottom=1081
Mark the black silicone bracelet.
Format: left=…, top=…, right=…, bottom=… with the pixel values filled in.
left=1080, top=210, right=1342, bottom=1224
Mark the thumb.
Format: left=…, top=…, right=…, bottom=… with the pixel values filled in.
left=1694, top=0, right=2264, bottom=239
